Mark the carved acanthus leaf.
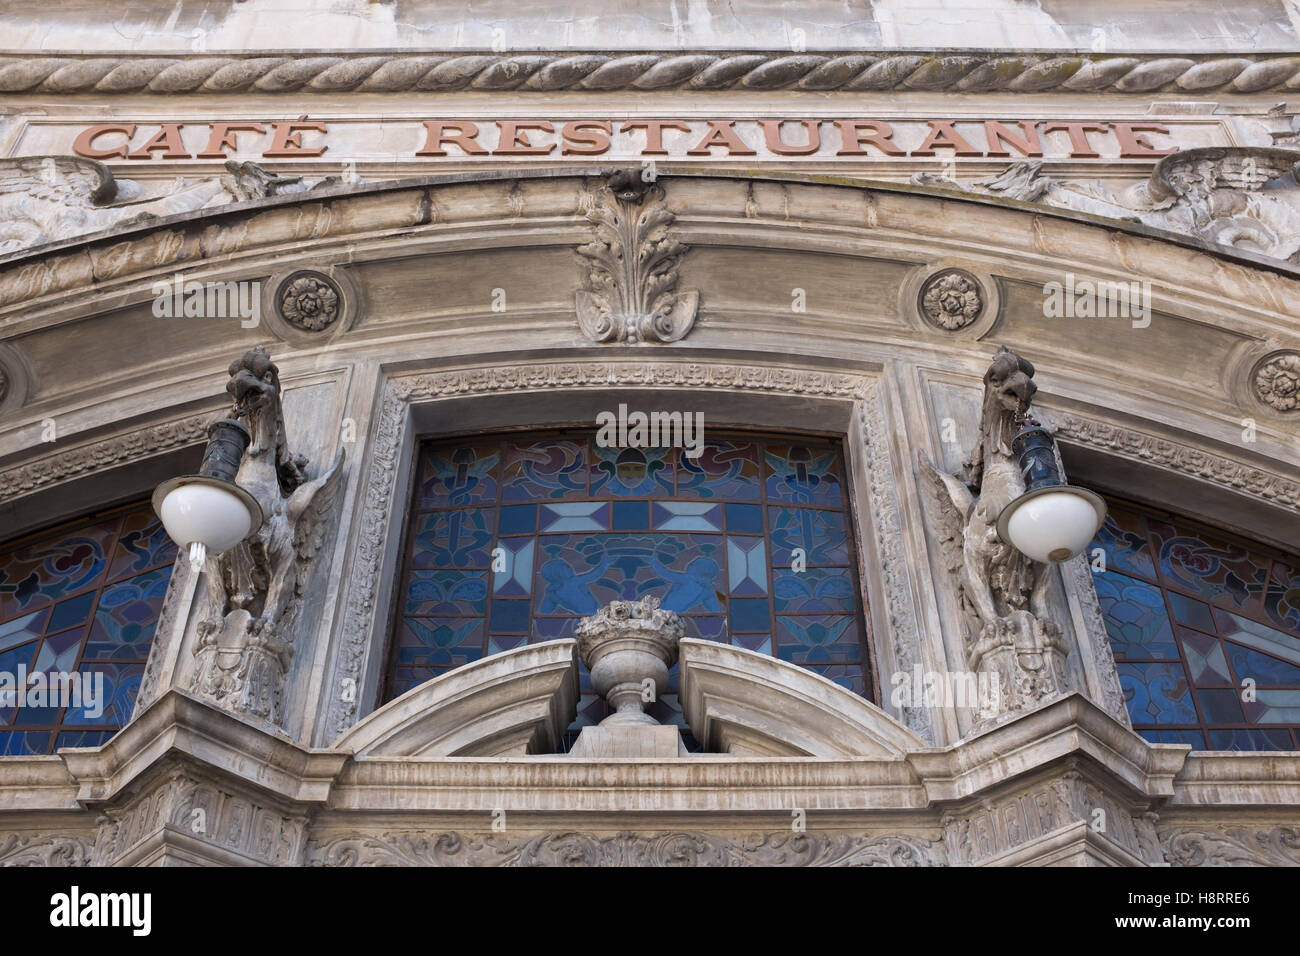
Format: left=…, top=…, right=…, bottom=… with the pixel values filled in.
left=575, top=172, right=699, bottom=343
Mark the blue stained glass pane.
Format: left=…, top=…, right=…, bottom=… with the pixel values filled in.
left=729, top=598, right=770, bottom=632
left=1118, top=661, right=1196, bottom=724
left=1137, top=729, right=1206, bottom=748
left=676, top=442, right=762, bottom=500
left=1149, top=518, right=1271, bottom=614
left=409, top=508, right=496, bottom=568
left=1207, top=728, right=1295, bottom=751
left=83, top=568, right=171, bottom=660
left=490, top=600, right=531, bottom=634
left=1091, top=506, right=1156, bottom=581
left=107, top=510, right=177, bottom=581
left=1195, top=688, right=1245, bottom=724
left=772, top=567, right=855, bottom=612
left=499, top=504, right=537, bottom=535
left=63, top=662, right=143, bottom=726
left=388, top=434, right=872, bottom=737
left=47, top=592, right=95, bottom=632
left=652, top=501, right=722, bottom=531
left=501, top=440, right=586, bottom=500
left=417, top=443, right=499, bottom=507
left=768, top=508, right=849, bottom=566
left=764, top=444, right=843, bottom=505
left=724, top=503, right=764, bottom=534
left=1263, top=560, right=1300, bottom=632
left=1225, top=642, right=1300, bottom=686
left=776, top=615, right=861, bottom=666
left=405, top=570, right=489, bottom=615
left=0, top=732, right=51, bottom=756
left=1093, top=570, right=1178, bottom=659
left=611, top=501, right=649, bottom=531
left=1168, top=592, right=1215, bottom=632
left=54, top=730, right=114, bottom=750
left=396, top=618, right=484, bottom=669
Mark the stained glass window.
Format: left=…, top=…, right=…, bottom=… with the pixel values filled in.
left=382, top=431, right=875, bottom=746
left=0, top=501, right=176, bottom=756
left=1090, top=497, right=1300, bottom=751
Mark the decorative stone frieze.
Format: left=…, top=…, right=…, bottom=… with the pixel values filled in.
left=0, top=833, right=91, bottom=867
left=1161, top=826, right=1300, bottom=867
left=306, top=830, right=945, bottom=867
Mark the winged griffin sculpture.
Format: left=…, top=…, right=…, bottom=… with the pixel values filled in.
left=918, top=348, right=1070, bottom=723
left=0, top=156, right=338, bottom=255
left=190, top=347, right=346, bottom=726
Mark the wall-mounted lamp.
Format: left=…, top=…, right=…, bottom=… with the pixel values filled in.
left=995, top=423, right=1106, bottom=563
left=152, top=419, right=263, bottom=568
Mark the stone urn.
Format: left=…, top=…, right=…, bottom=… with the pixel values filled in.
left=574, top=596, right=685, bottom=726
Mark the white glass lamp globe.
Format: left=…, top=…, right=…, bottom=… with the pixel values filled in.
left=996, top=486, right=1107, bottom=564
left=153, top=477, right=263, bottom=564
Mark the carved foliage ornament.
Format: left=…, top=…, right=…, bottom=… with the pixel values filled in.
left=919, top=268, right=984, bottom=331
left=1254, top=351, right=1300, bottom=412
left=576, top=170, right=699, bottom=344
left=276, top=271, right=341, bottom=332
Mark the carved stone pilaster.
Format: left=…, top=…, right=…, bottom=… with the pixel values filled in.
left=940, top=767, right=1163, bottom=867
left=575, top=170, right=700, bottom=344
left=92, top=766, right=309, bottom=867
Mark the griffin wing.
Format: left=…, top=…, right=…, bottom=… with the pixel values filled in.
left=917, top=450, right=974, bottom=575
left=288, top=448, right=347, bottom=565
left=0, top=157, right=118, bottom=205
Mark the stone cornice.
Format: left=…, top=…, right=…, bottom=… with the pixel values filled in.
left=1051, top=412, right=1300, bottom=510
left=58, top=690, right=350, bottom=807
left=0, top=412, right=210, bottom=501
left=905, top=693, right=1189, bottom=804
left=1, top=52, right=1298, bottom=95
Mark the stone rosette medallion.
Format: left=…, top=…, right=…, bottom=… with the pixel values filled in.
left=919, top=268, right=984, bottom=331
left=276, top=271, right=342, bottom=332
left=1254, top=351, right=1300, bottom=412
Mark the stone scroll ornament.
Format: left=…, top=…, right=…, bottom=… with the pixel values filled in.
left=190, top=348, right=346, bottom=726
left=914, top=147, right=1300, bottom=263
left=575, top=170, right=700, bottom=344
left=917, top=348, right=1070, bottom=724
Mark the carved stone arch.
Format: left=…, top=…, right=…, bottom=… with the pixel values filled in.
left=678, top=639, right=926, bottom=757
left=334, top=640, right=579, bottom=757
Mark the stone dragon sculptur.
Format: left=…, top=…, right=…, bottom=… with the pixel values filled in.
left=191, top=347, right=346, bottom=726
left=918, top=347, right=1070, bottom=725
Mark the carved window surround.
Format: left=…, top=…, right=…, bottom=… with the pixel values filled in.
left=314, top=359, right=941, bottom=747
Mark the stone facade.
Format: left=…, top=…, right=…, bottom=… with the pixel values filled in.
left=0, top=0, right=1298, bottom=866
